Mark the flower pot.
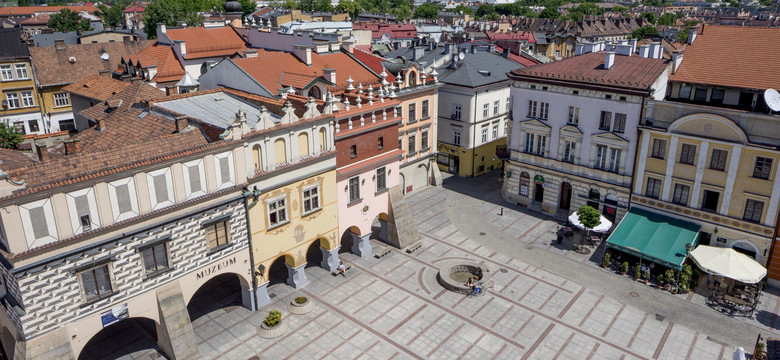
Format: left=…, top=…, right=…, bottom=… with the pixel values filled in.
left=663, top=284, right=671, bottom=291
left=643, top=279, right=648, bottom=285
left=621, top=271, right=626, bottom=275
left=288, top=298, right=315, bottom=315
left=258, top=318, right=288, bottom=339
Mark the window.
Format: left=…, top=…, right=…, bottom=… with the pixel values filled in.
left=28, top=120, right=39, bottom=133
left=421, top=130, right=428, bottom=150
left=20, top=91, right=34, bottom=107
left=141, top=242, right=169, bottom=276
left=348, top=176, right=360, bottom=203
left=599, top=111, right=612, bottom=130
left=453, top=104, right=462, bottom=120
left=493, top=101, right=499, bottom=115
left=483, top=103, right=489, bottom=118
left=743, top=199, right=764, bottom=223
left=595, top=145, right=607, bottom=170
left=605, top=94, right=612, bottom=100
left=519, top=172, right=530, bottom=196
left=539, top=102, right=549, bottom=120
left=709, top=149, right=728, bottom=171
left=481, top=127, right=488, bottom=143
left=524, top=133, right=546, bottom=155
left=613, top=113, right=626, bottom=133
left=376, top=167, right=386, bottom=193
left=678, top=84, right=692, bottom=99
left=14, top=64, right=28, bottom=79
left=421, top=100, right=429, bottom=118
left=408, top=134, right=416, bottom=153
left=711, top=89, right=725, bottom=104
left=408, top=103, right=416, bottom=122
left=5, top=93, right=19, bottom=108
left=350, top=145, right=357, bottom=158
left=701, top=190, right=720, bottom=212
left=205, top=220, right=230, bottom=248
left=0, top=64, right=12, bottom=80
left=651, top=139, right=666, bottom=159
left=377, top=137, right=383, bottom=150
left=568, top=106, right=579, bottom=125
left=398, top=137, right=402, bottom=150
left=492, top=125, right=498, bottom=140
left=672, top=184, right=690, bottom=205
left=753, top=157, right=773, bottom=180
left=693, top=88, right=708, bottom=101
left=80, top=264, right=113, bottom=302
left=303, top=186, right=320, bottom=213
left=53, top=92, right=70, bottom=107
left=608, top=148, right=621, bottom=173
left=527, top=100, right=537, bottom=118
left=268, top=197, right=287, bottom=226
left=645, top=178, right=661, bottom=199
left=679, top=144, right=696, bottom=165
left=453, top=130, right=461, bottom=146
left=148, top=169, right=173, bottom=210
left=506, top=97, right=511, bottom=112
left=562, top=141, right=576, bottom=163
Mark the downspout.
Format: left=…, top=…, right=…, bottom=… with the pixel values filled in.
left=242, top=188, right=259, bottom=311
left=472, top=90, right=479, bottom=177
left=29, top=58, right=49, bottom=133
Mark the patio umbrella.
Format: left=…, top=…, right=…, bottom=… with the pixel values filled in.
left=568, top=212, right=612, bottom=233
left=689, top=245, right=766, bottom=284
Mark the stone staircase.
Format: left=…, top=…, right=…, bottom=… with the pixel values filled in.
left=555, top=208, right=570, bottom=222
left=387, top=186, right=421, bottom=249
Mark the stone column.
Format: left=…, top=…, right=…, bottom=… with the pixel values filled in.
left=241, top=283, right=254, bottom=311
left=286, top=263, right=308, bottom=288
left=254, top=282, right=272, bottom=309
left=155, top=282, right=200, bottom=360
left=351, top=233, right=372, bottom=257
left=320, top=246, right=340, bottom=272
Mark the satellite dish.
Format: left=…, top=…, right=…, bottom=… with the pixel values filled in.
left=764, top=89, right=780, bottom=112
left=101, top=53, right=110, bottom=61
left=458, top=52, right=465, bottom=60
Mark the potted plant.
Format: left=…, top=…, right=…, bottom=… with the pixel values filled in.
left=264, top=309, right=282, bottom=328
left=643, top=269, right=650, bottom=284
left=656, top=274, right=665, bottom=289
left=634, top=264, right=642, bottom=280
left=288, top=295, right=315, bottom=315
left=621, top=261, right=629, bottom=275
left=258, top=309, right=288, bottom=338
left=663, top=269, right=676, bottom=292
left=602, top=253, right=610, bottom=268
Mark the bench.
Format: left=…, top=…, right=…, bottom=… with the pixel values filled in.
left=374, top=246, right=392, bottom=258
left=331, top=262, right=352, bottom=276
left=406, top=241, right=423, bottom=254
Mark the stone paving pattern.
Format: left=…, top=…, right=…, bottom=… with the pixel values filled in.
left=112, top=173, right=780, bottom=359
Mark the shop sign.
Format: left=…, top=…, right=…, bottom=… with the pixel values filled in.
left=196, top=257, right=237, bottom=280
left=534, top=175, right=545, bottom=184
left=101, top=303, right=129, bottom=327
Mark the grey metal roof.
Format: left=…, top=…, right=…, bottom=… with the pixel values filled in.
left=154, top=92, right=280, bottom=129
left=384, top=44, right=451, bottom=69
left=437, top=50, right=522, bottom=88
left=0, top=28, right=28, bottom=58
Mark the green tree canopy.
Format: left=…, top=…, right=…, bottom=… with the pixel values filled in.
left=630, top=24, right=659, bottom=39
left=18, top=0, right=30, bottom=6
left=577, top=205, right=601, bottom=231
left=415, top=3, right=440, bottom=19
left=391, top=2, right=412, bottom=20
left=539, top=6, right=560, bottom=18
left=611, top=5, right=628, bottom=12
left=640, top=11, right=656, bottom=24
left=0, top=122, right=23, bottom=150
left=142, top=0, right=222, bottom=38
left=476, top=3, right=496, bottom=18
left=335, top=0, right=362, bottom=18
left=642, top=0, right=662, bottom=6
left=454, top=4, right=474, bottom=15
left=657, top=12, right=678, bottom=25
left=97, top=4, right=124, bottom=28
left=240, top=0, right=258, bottom=14
left=48, top=8, right=93, bottom=32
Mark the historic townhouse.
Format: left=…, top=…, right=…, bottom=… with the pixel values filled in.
left=0, top=28, right=42, bottom=135
left=503, top=46, right=670, bottom=222
left=631, top=26, right=780, bottom=272
left=0, top=81, right=252, bottom=359
left=155, top=23, right=247, bottom=80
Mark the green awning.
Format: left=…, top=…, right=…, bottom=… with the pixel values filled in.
left=606, top=207, right=701, bottom=270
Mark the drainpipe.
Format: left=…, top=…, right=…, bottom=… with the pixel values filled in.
left=472, top=89, right=480, bottom=177
left=242, top=186, right=260, bottom=311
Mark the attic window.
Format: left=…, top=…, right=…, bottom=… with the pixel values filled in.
left=542, top=86, right=548, bottom=91
left=478, top=70, right=491, bottom=77
left=619, top=96, right=627, bottom=101
left=605, top=94, right=612, bottom=100
left=530, top=85, right=536, bottom=89
left=572, top=90, right=579, bottom=95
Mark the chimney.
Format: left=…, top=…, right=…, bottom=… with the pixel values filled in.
left=629, top=38, right=637, bottom=53
left=615, top=44, right=632, bottom=56
left=502, top=47, right=510, bottom=58
left=96, top=118, right=106, bottom=131
left=244, top=49, right=258, bottom=58
left=413, top=46, right=425, bottom=61
left=174, top=39, right=186, bottom=57
left=687, top=28, right=697, bottom=45
left=157, top=23, right=167, bottom=36
left=54, top=39, right=65, bottom=50
left=671, top=51, right=683, bottom=74
left=175, top=116, right=189, bottom=133
left=123, top=35, right=131, bottom=43
left=638, top=44, right=650, bottom=58
left=487, top=43, right=496, bottom=53
left=166, top=86, right=178, bottom=96
left=322, top=68, right=336, bottom=83
left=604, top=51, right=615, bottom=70
left=341, top=39, right=354, bottom=53
left=64, top=139, right=80, bottom=155
left=292, top=45, right=312, bottom=66
left=651, top=41, right=661, bottom=59
left=35, top=142, right=49, bottom=162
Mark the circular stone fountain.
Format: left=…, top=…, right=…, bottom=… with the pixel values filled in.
left=436, top=260, right=491, bottom=294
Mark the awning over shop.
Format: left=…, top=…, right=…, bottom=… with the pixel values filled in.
left=606, top=207, right=701, bottom=270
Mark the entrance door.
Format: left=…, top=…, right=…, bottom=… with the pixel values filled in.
left=451, top=156, right=459, bottom=174
left=534, top=183, right=544, bottom=202
left=559, top=182, right=572, bottom=210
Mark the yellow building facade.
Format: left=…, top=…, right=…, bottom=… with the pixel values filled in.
left=0, top=58, right=43, bottom=134
left=38, top=84, right=76, bottom=132
left=632, top=100, right=780, bottom=266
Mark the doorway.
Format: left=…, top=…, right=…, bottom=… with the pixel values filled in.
left=534, top=183, right=544, bottom=202
left=559, top=182, right=572, bottom=210
left=702, top=190, right=720, bottom=212
left=451, top=155, right=459, bottom=174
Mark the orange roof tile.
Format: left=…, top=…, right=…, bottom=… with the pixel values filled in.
left=670, top=25, right=780, bottom=91
left=351, top=48, right=396, bottom=83
left=0, top=5, right=99, bottom=16
left=165, top=26, right=247, bottom=60
left=63, top=75, right=132, bottom=101
left=124, top=42, right=185, bottom=83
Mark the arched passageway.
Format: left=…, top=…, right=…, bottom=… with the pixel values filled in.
left=77, top=317, right=160, bottom=360
left=186, top=273, right=243, bottom=323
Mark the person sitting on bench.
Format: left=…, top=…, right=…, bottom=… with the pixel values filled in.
left=337, top=261, right=347, bottom=277
left=465, top=277, right=474, bottom=288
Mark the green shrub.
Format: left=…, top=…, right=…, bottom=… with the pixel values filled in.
left=294, top=296, right=307, bottom=304
left=602, top=253, right=610, bottom=266
left=664, top=269, right=676, bottom=285
left=634, top=264, right=642, bottom=276
left=264, top=309, right=282, bottom=327
left=621, top=261, right=629, bottom=273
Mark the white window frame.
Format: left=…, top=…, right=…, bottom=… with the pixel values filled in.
left=562, top=140, right=576, bottom=163
left=348, top=176, right=361, bottom=203
left=568, top=106, right=579, bottom=125
left=53, top=92, right=70, bottom=107
left=375, top=166, right=387, bottom=193
left=302, top=184, right=321, bottom=215
left=493, top=100, right=499, bottom=115
left=19, top=198, right=59, bottom=248
left=421, top=129, right=429, bottom=151
left=595, top=145, right=608, bottom=170
left=452, top=104, right=462, bottom=120
left=20, top=91, right=34, bottom=108
left=108, top=177, right=139, bottom=222
left=453, top=129, right=461, bottom=146
left=524, top=132, right=547, bottom=156
left=66, top=187, right=101, bottom=235
left=492, top=125, right=498, bottom=140
left=266, top=194, right=289, bottom=228
left=483, top=103, right=489, bottom=118
left=14, top=64, right=28, bottom=80
left=0, top=64, right=12, bottom=81
left=539, top=102, right=549, bottom=120
left=481, top=127, right=488, bottom=143
left=182, top=159, right=207, bottom=200
left=214, top=152, right=235, bottom=190
left=5, top=93, right=19, bottom=109
left=147, top=167, right=174, bottom=211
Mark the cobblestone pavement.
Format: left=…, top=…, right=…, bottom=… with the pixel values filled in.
left=111, top=173, right=777, bottom=360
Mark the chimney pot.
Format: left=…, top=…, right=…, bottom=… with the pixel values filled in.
left=64, top=139, right=80, bottom=155
left=604, top=51, right=615, bottom=70
left=97, top=119, right=106, bottom=131
left=35, top=142, right=49, bottom=162
left=54, top=39, right=65, bottom=50
left=175, top=116, right=188, bottom=133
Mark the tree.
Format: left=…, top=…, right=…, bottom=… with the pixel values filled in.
left=48, top=8, right=93, bottom=32
left=0, top=122, right=23, bottom=150
left=675, top=29, right=688, bottom=43
left=454, top=4, right=473, bottom=15
left=577, top=205, right=601, bottom=247
left=239, top=0, right=257, bottom=14
left=630, top=25, right=659, bottom=39
left=97, top=4, right=124, bottom=28
left=611, top=5, right=628, bottom=12
left=335, top=0, right=362, bottom=18
left=391, top=3, right=412, bottom=20
left=18, top=0, right=29, bottom=6
left=657, top=12, right=677, bottom=25
left=640, top=11, right=656, bottom=24
left=312, top=0, right=333, bottom=12
left=642, top=0, right=662, bottom=6
left=415, top=3, right=439, bottom=19
left=476, top=3, right=496, bottom=18
left=539, top=6, right=560, bottom=19
left=142, top=0, right=216, bottom=38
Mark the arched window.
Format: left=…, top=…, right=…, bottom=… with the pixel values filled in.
left=274, top=138, right=286, bottom=165
left=519, top=172, right=530, bottom=197
left=587, top=189, right=600, bottom=209
left=319, top=127, right=326, bottom=150
left=308, top=86, right=321, bottom=100
left=252, top=144, right=262, bottom=170
left=408, top=70, right=417, bottom=87
left=298, top=132, right=309, bottom=157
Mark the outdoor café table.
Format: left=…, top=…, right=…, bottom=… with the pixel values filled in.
left=724, top=294, right=749, bottom=307
left=563, top=227, right=573, bottom=236
left=590, top=236, right=600, bottom=245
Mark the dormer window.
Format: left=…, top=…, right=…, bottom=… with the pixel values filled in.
left=80, top=214, right=91, bottom=232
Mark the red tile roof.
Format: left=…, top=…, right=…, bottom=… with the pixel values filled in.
left=63, top=75, right=132, bottom=101
left=670, top=25, right=780, bottom=91
left=124, top=42, right=185, bottom=83
left=351, top=48, right=396, bottom=83
left=487, top=32, right=535, bottom=43
left=495, top=46, right=540, bottom=67
left=509, top=52, right=669, bottom=92
left=0, top=5, right=99, bottom=16
left=20, top=13, right=50, bottom=25
left=165, top=26, right=247, bottom=60
left=0, top=148, right=34, bottom=172
left=354, top=23, right=417, bottom=40
left=123, top=3, right=146, bottom=12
